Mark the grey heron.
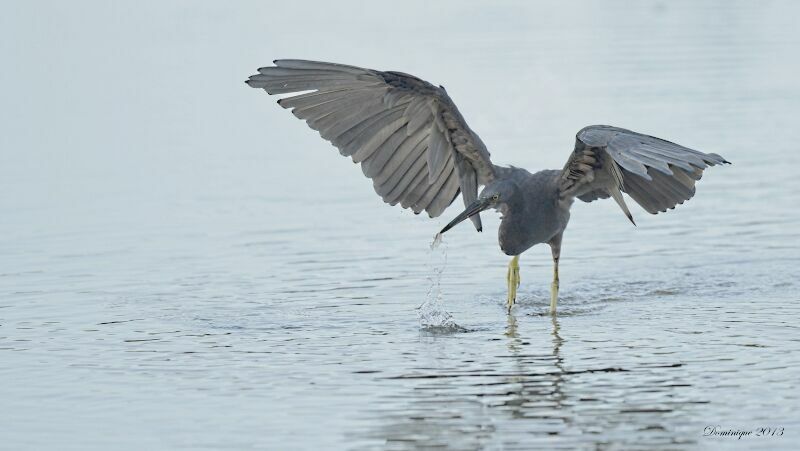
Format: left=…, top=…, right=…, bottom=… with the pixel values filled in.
left=246, top=60, right=729, bottom=314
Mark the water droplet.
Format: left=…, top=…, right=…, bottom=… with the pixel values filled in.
left=418, top=235, right=463, bottom=331
left=430, top=232, right=443, bottom=250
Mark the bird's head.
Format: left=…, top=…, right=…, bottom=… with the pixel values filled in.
left=438, top=180, right=516, bottom=235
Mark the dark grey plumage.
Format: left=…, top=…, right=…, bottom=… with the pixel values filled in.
left=247, top=60, right=730, bottom=314
left=561, top=125, right=729, bottom=220
left=487, top=168, right=569, bottom=257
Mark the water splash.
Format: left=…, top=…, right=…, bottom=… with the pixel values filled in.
left=430, top=232, right=443, bottom=250
left=417, top=233, right=465, bottom=332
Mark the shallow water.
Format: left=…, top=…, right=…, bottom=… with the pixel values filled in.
left=2, top=1, right=800, bottom=450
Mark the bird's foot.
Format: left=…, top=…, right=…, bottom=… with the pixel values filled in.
left=506, top=274, right=516, bottom=312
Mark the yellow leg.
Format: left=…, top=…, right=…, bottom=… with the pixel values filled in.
left=549, top=256, right=559, bottom=314
left=507, top=255, right=520, bottom=312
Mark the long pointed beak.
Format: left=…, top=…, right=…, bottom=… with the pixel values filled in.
left=439, top=198, right=493, bottom=235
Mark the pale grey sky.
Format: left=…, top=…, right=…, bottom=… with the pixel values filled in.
left=1, top=1, right=795, bottom=231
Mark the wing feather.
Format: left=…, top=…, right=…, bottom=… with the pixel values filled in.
left=408, top=158, right=454, bottom=212
left=316, top=98, right=388, bottom=141
left=351, top=114, right=408, bottom=163
left=247, top=60, right=495, bottom=225
left=622, top=173, right=663, bottom=214
left=398, top=166, right=431, bottom=208
left=373, top=128, right=428, bottom=186
left=265, top=59, right=368, bottom=74
left=335, top=106, right=405, bottom=150
left=278, top=88, right=352, bottom=110
left=427, top=126, right=450, bottom=182
left=386, top=149, right=430, bottom=204
left=425, top=170, right=460, bottom=217
left=375, top=137, right=428, bottom=198
left=560, top=125, right=729, bottom=223
left=407, top=101, right=433, bottom=136
left=361, top=127, right=409, bottom=177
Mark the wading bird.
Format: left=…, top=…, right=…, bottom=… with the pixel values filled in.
left=246, top=60, right=729, bottom=314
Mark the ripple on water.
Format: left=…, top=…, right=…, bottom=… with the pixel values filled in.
left=3, top=2, right=800, bottom=450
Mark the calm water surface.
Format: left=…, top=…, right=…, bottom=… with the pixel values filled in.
left=2, top=1, right=799, bottom=450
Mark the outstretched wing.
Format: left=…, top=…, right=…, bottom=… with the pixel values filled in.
left=559, top=125, right=729, bottom=224
left=246, top=60, right=496, bottom=230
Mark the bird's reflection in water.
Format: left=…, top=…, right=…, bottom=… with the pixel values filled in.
left=363, top=315, right=569, bottom=449
left=500, top=312, right=702, bottom=448
left=500, top=314, right=569, bottom=432
left=364, top=312, right=701, bottom=449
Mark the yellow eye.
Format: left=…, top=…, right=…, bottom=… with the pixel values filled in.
left=492, top=194, right=500, bottom=201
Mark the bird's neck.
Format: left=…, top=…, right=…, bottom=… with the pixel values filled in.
left=497, top=188, right=525, bottom=219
